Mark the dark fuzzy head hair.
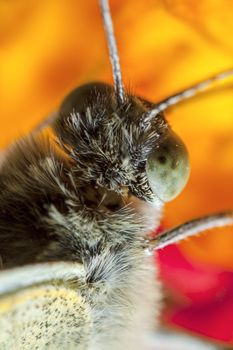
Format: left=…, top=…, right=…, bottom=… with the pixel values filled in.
left=54, top=82, right=169, bottom=203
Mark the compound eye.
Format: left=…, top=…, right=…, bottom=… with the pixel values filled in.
left=146, top=130, right=190, bottom=202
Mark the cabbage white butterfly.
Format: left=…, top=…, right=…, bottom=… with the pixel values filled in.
left=0, top=0, right=232, bottom=349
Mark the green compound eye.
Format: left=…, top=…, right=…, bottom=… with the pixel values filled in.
left=146, top=130, right=190, bottom=202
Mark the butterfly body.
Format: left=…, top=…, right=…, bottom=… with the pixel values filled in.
left=0, top=83, right=163, bottom=349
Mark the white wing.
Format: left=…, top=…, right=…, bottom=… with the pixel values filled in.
left=0, top=261, right=84, bottom=296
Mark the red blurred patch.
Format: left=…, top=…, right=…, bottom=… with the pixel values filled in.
left=157, top=245, right=233, bottom=343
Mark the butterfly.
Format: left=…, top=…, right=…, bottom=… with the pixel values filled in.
left=0, top=0, right=232, bottom=349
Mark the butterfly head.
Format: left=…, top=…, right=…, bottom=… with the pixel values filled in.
left=54, top=83, right=190, bottom=206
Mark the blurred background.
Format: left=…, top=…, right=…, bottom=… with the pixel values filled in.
left=0, top=0, right=233, bottom=346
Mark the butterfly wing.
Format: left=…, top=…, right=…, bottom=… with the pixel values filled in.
left=0, top=262, right=90, bottom=350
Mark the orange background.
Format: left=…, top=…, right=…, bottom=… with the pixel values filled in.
left=1, top=1, right=233, bottom=277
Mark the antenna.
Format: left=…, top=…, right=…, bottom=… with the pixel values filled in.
left=99, top=0, right=125, bottom=106
left=144, top=68, right=233, bottom=122
left=144, top=211, right=233, bottom=253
